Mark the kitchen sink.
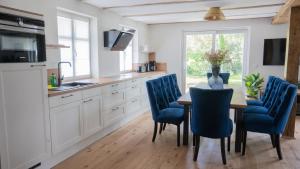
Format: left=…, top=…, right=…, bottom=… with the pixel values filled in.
left=49, top=82, right=95, bottom=91
left=62, top=82, right=95, bottom=87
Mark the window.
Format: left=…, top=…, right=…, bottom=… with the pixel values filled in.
left=120, top=40, right=133, bottom=72
left=57, top=12, right=91, bottom=80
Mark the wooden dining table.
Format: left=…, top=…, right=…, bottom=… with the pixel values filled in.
left=177, top=84, right=247, bottom=153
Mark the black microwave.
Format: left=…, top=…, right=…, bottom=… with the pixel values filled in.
left=0, top=12, right=46, bottom=63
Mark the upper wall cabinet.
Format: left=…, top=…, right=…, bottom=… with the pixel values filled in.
left=0, top=63, right=51, bottom=169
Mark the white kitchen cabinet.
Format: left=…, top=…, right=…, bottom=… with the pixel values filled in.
left=0, top=64, right=51, bottom=169
left=82, top=95, right=102, bottom=138
left=103, top=104, right=125, bottom=127
left=126, top=97, right=141, bottom=116
left=50, top=101, right=82, bottom=154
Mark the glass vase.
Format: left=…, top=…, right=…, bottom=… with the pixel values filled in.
left=208, top=65, right=224, bottom=89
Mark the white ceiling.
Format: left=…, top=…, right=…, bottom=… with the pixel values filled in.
left=83, top=0, right=285, bottom=24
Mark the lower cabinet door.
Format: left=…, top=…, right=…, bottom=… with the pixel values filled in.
left=50, top=101, right=83, bottom=154
left=103, top=105, right=124, bottom=127
left=82, top=95, right=102, bottom=138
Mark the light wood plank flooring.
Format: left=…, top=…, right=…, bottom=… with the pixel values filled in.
left=54, top=113, right=300, bottom=169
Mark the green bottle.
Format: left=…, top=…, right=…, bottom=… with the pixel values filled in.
left=49, top=73, right=57, bottom=87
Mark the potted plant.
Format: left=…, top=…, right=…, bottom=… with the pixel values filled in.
left=243, top=73, right=264, bottom=99
left=204, top=49, right=230, bottom=88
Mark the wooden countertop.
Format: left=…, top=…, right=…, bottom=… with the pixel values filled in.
left=48, top=71, right=166, bottom=97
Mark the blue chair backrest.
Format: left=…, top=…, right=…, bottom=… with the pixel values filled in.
left=169, top=74, right=182, bottom=99
left=190, top=88, right=233, bottom=138
left=263, top=78, right=283, bottom=109
left=207, top=73, right=230, bottom=84
left=272, top=84, right=297, bottom=134
left=161, top=75, right=176, bottom=103
left=261, top=76, right=277, bottom=102
left=268, top=81, right=290, bottom=116
left=146, top=78, right=169, bottom=121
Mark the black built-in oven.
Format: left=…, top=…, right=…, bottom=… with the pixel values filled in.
left=0, top=12, right=46, bottom=62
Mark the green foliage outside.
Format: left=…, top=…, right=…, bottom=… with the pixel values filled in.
left=186, top=33, right=244, bottom=86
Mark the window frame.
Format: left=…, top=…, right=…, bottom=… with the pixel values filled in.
left=57, top=11, right=92, bottom=81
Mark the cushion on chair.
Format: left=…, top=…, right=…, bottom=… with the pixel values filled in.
left=190, top=88, right=233, bottom=138
left=169, top=101, right=184, bottom=109
left=169, top=74, right=182, bottom=99
left=146, top=79, right=170, bottom=121
left=243, top=113, right=275, bottom=134
left=161, top=75, right=177, bottom=103
left=246, top=100, right=263, bottom=106
left=261, top=76, right=277, bottom=103
left=263, top=78, right=283, bottom=109
left=157, top=108, right=184, bottom=124
left=244, top=105, right=269, bottom=114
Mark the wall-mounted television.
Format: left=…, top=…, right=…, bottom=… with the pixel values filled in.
left=263, top=38, right=286, bottom=65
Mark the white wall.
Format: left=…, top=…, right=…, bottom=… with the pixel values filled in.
left=0, top=0, right=149, bottom=77
left=148, top=18, right=288, bottom=89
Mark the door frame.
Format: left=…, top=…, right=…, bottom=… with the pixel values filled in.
left=181, top=27, right=250, bottom=92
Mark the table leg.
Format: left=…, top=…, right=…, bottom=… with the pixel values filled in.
left=235, top=108, right=244, bottom=152
left=183, top=104, right=189, bottom=145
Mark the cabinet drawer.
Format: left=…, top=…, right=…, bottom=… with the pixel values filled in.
left=125, top=79, right=140, bottom=88
left=82, top=87, right=101, bottom=98
left=102, top=90, right=125, bottom=109
left=126, top=97, right=140, bottom=114
left=49, top=91, right=82, bottom=108
left=102, top=82, right=125, bottom=94
left=125, top=85, right=141, bottom=99
left=103, top=104, right=124, bottom=127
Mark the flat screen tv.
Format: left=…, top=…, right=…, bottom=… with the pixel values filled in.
left=263, top=38, right=286, bottom=65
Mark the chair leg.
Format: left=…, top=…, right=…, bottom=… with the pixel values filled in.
left=221, top=138, right=226, bottom=165
left=227, top=135, right=231, bottom=152
left=159, top=123, right=163, bottom=134
left=193, top=136, right=200, bottom=161
left=193, top=134, right=196, bottom=147
left=270, top=134, right=275, bottom=148
left=275, top=134, right=283, bottom=160
left=242, top=130, right=247, bottom=156
left=177, top=125, right=180, bottom=147
left=152, top=122, right=158, bottom=142
left=163, top=123, right=167, bottom=130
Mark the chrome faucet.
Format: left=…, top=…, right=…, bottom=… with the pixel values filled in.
left=57, top=61, right=72, bottom=87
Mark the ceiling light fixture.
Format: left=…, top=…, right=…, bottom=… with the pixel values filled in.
left=204, top=7, right=225, bottom=21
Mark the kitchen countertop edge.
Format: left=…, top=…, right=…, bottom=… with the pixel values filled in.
left=48, top=71, right=166, bottom=97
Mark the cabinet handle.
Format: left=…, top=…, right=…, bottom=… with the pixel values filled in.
left=112, top=91, right=119, bottom=95
left=131, top=99, right=138, bottom=103
left=111, top=84, right=119, bottom=87
left=30, top=64, right=46, bottom=67
left=131, top=86, right=137, bottom=89
left=83, top=98, right=93, bottom=103
left=112, top=106, right=119, bottom=111
left=61, top=94, right=73, bottom=98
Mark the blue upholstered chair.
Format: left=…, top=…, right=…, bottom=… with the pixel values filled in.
left=247, top=76, right=277, bottom=106
left=244, top=78, right=284, bottom=115
left=146, top=78, right=184, bottom=146
left=190, top=88, right=233, bottom=164
left=169, top=74, right=182, bottom=99
left=242, top=83, right=297, bottom=160
left=161, top=75, right=183, bottom=109
left=207, top=73, right=230, bottom=84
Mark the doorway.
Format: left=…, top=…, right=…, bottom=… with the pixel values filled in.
left=183, top=30, right=248, bottom=92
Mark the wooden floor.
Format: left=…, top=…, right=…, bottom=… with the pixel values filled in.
left=54, top=113, right=300, bottom=169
